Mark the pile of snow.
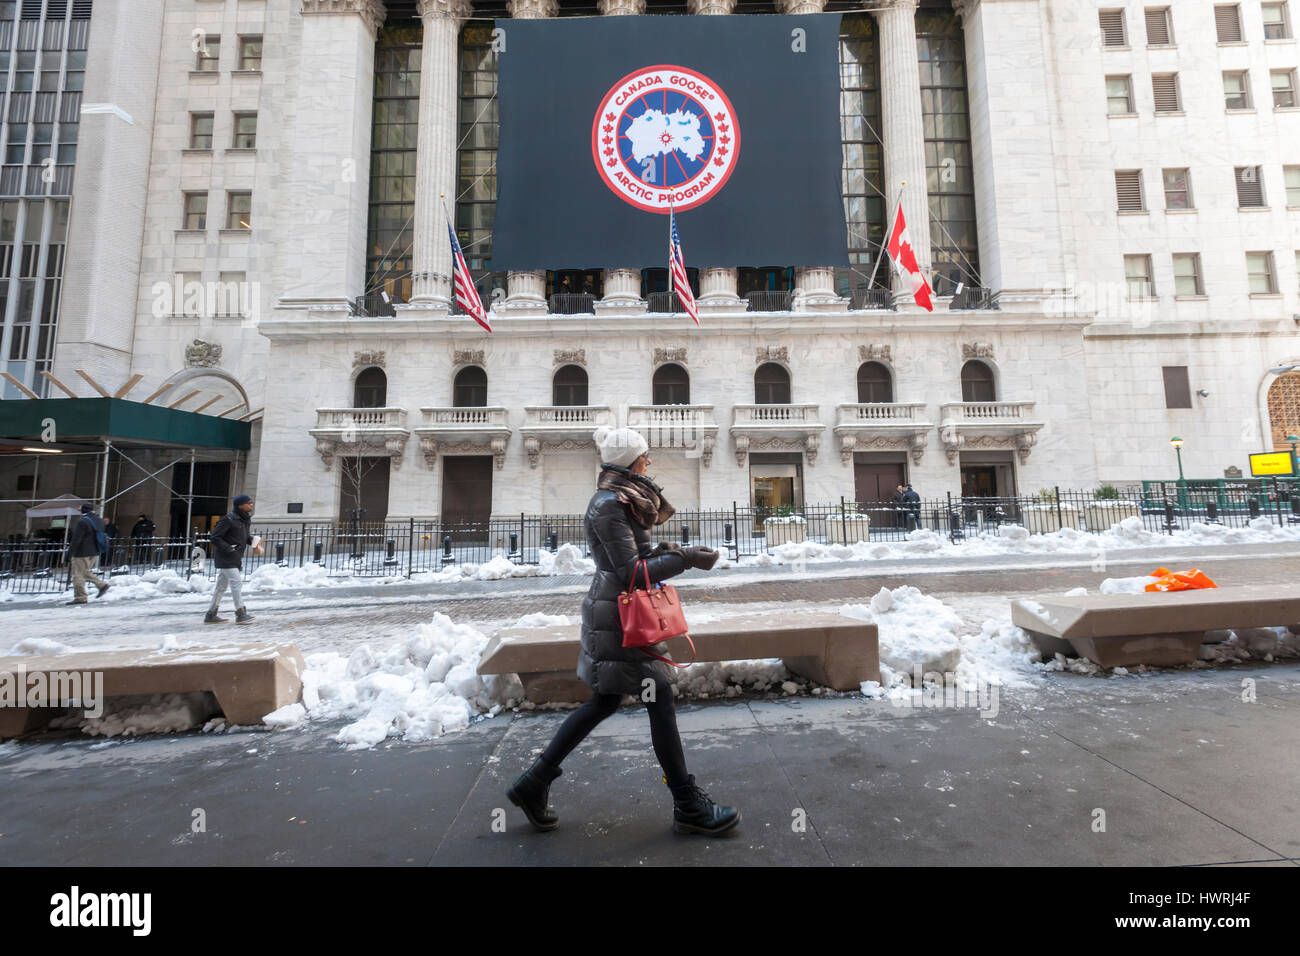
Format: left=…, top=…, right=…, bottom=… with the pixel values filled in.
left=1195, top=626, right=1300, bottom=665
left=1099, top=574, right=1160, bottom=594
left=8, top=637, right=72, bottom=656
left=675, top=659, right=805, bottom=698
left=247, top=562, right=335, bottom=591
left=53, top=691, right=221, bottom=738
left=513, top=613, right=572, bottom=628
left=538, top=543, right=596, bottom=576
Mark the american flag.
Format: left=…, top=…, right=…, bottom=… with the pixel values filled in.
left=668, top=208, right=699, bottom=326
left=448, top=222, right=491, bottom=333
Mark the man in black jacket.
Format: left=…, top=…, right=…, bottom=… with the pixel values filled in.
left=67, top=503, right=110, bottom=604
left=130, top=514, right=155, bottom=564
left=205, top=494, right=257, bottom=624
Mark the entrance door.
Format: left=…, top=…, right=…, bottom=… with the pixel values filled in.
left=960, top=466, right=997, bottom=498
left=441, top=456, right=493, bottom=542
left=855, top=460, right=906, bottom=527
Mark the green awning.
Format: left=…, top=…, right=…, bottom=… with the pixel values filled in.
left=0, top=397, right=251, bottom=451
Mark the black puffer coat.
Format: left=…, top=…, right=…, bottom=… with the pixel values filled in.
left=210, top=510, right=253, bottom=570
left=578, top=485, right=687, bottom=696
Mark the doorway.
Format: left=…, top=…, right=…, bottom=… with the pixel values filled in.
left=960, top=466, right=997, bottom=498
left=749, top=453, right=803, bottom=533
left=441, top=456, right=493, bottom=542
left=339, top=457, right=391, bottom=523
left=854, top=457, right=907, bottom=526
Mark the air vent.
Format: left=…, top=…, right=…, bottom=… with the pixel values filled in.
left=1099, top=9, right=1127, bottom=46
left=1152, top=73, right=1180, bottom=112
left=1215, top=4, right=1242, bottom=42
left=1145, top=8, right=1171, bottom=45
left=1115, top=170, right=1144, bottom=211
left=1235, top=166, right=1264, bottom=207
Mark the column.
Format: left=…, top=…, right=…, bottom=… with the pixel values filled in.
left=411, top=0, right=474, bottom=306
left=687, top=0, right=745, bottom=311
left=501, top=0, right=558, bottom=316
left=594, top=0, right=648, bottom=314
left=874, top=0, right=932, bottom=304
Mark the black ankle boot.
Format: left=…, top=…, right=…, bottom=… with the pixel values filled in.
left=669, top=775, right=740, bottom=836
left=507, top=758, right=562, bottom=831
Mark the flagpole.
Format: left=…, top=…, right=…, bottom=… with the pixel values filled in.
left=666, top=201, right=674, bottom=296
left=867, top=183, right=905, bottom=291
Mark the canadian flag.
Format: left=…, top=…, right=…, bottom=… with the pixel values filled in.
left=886, top=202, right=933, bottom=312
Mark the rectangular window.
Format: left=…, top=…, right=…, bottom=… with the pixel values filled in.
left=1144, top=7, right=1173, bottom=45
left=1263, top=2, right=1292, bottom=38
left=1115, top=169, right=1145, bottom=211
left=1215, top=4, right=1243, bottom=41
left=1163, top=168, right=1193, bottom=209
left=1247, top=251, right=1277, bottom=293
left=1172, top=253, right=1203, bottom=296
left=1223, top=71, right=1252, bottom=109
left=1125, top=254, right=1155, bottom=298
left=183, top=192, right=206, bottom=230
left=215, top=271, right=246, bottom=316
left=1286, top=166, right=1300, bottom=206
left=195, top=35, right=219, bottom=72
left=1163, top=366, right=1193, bottom=409
left=233, top=112, right=257, bottom=148
left=1272, top=69, right=1298, bottom=108
left=226, top=191, right=251, bottom=229
left=189, top=112, right=213, bottom=149
left=1099, top=9, right=1127, bottom=46
left=1236, top=166, right=1265, bottom=206
left=179, top=271, right=201, bottom=316
left=1106, top=75, right=1134, bottom=114
left=1152, top=73, right=1181, bottom=112
left=237, top=35, right=261, bottom=71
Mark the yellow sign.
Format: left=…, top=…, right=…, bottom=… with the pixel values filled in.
left=1248, top=452, right=1295, bottom=476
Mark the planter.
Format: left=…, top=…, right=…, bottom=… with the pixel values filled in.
left=1084, top=501, right=1141, bottom=532
left=827, top=515, right=871, bottom=544
left=1022, top=506, right=1080, bottom=535
left=763, top=517, right=808, bottom=547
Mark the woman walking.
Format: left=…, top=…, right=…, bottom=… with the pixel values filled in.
left=507, top=426, right=739, bottom=836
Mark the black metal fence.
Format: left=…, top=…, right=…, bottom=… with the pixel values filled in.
left=4, top=485, right=1298, bottom=595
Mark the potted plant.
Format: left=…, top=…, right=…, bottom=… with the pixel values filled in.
left=828, top=501, right=872, bottom=544
left=1022, top=487, right=1080, bottom=534
left=1085, top=484, right=1140, bottom=531
left=762, top=504, right=808, bottom=547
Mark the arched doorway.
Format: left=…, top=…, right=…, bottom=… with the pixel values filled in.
left=960, top=360, right=996, bottom=403
left=1268, top=370, right=1300, bottom=451
left=353, top=367, right=387, bottom=408
left=857, top=361, right=894, bottom=403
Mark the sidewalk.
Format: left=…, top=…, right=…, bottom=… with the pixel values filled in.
left=3, top=660, right=1297, bottom=866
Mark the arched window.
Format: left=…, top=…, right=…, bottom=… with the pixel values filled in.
left=453, top=366, right=488, bottom=407
left=857, top=362, right=894, bottom=403
left=652, top=363, right=690, bottom=405
left=553, top=364, right=588, bottom=406
left=960, top=360, right=996, bottom=403
left=754, top=362, right=791, bottom=405
left=353, top=367, right=387, bottom=408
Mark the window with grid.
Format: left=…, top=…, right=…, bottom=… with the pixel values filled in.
left=1152, top=73, right=1181, bottom=112
left=189, top=112, right=213, bottom=149
left=1163, top=168, right=1193, bottom=209
left=1272, top=69, right=1297, bottom=108
left=1236, top=166, right=1266, bottom=206
left=226, top=191, right=251, bottom=230
left=1115, top=170, right=1145, bottom=211
left=1172, top=253, right=1203, bottom=295
left=183, top=192, right=206, bottom=230
left=233, top=112, right=256, bottom=148
left=1144, top=7, right=1173, bottom=45
left=366, top=23, right=420, bottom=304
left=918, top=9, right=979, bottom=297
left=456, top=22, right=498, bottom=282
left=1223, top=71, right=1251, bottom=109
left=1286, top=166, right=1300, bottom=206
left=195, top=35, right=219, bottom=71
left=1106, top=75, right=1134, bottom=114
left=838, top=14, right=885, bottom=296
left=1125, top=254, right=1155, bottom=297
left=237, top=35, right=261, bottom=71
left=1099, top=9, right=1127, bottom=46
left=1215, top=4, right=1243, bottom=41
left=1247, top=252, right=1277, bottom=293
left=1263, top=2, right=1292, bottom=38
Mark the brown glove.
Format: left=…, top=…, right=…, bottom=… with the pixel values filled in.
left=650, top=541, right=684, bottom=555
left=680, top=546, right=720, bottom=571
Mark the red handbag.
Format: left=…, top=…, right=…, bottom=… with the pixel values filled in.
left=618, top=559, right=697, bottom=668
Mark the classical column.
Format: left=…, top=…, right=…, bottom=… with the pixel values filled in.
left=594, top=0, right=648, bottom=314
left=501, top=0, right=558, bottom=316
left=687, top=0, right=745, bottom=311
left=874, top=0, right=932, bottom=304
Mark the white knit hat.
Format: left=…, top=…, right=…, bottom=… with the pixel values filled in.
left=593, top=426, right=648, bottom=468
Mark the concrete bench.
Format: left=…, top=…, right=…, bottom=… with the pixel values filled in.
left=1011, top=584, right=1300, bottom=668
left=0, top=643, right=306, bottom=739
left=477, top=611, right=879, bottom=704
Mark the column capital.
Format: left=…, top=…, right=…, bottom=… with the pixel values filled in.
left=302, top=0, right=387, bottom=36
left=687, top=0, right=736, bottom=15
left=598, top=0, right=646, bottom=14
left=507, top=0, right=559, bottom=18
left=874, top=0, right=919, bottom=12
left=952, top=0, right=979, bottom=20
left=774, top=0, right=826, bottom=13
left=417, top=0, right=473, bottom=21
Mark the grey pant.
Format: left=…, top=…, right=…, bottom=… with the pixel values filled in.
left=70, top=555, right=107, bottom=601
left=209, top=567, right=244, bottom=612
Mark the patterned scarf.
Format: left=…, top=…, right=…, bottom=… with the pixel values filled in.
left=597, top=465, right=676, bottom=529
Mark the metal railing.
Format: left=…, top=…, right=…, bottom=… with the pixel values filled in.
left=548, top=293, right=596, bottom=315
left=850, top=287, right=895, bottom=311
left=647, top=291, right=689, bottom=313
left=745, top=290, right=794, bottom=312
left=951, top=286, right=996, bottom=310
left=351, top=293, right=397, bottom=318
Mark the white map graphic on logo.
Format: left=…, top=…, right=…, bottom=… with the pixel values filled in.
left=624, top=109, right=706, bottom=164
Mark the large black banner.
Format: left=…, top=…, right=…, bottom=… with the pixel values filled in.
left=491, top=14, right=848, bottom=269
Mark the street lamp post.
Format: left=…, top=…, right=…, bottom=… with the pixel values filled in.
left=1169, top=436, right=1186, bottom=512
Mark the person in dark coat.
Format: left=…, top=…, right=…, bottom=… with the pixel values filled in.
left=903, top=484, right=922, bottom=527
left=66, top=503, right=110, bottom=604
left=507, top=426, right=739, bottom=837
left=204, top=494, right=258, bottom=625
left=130, top=514, right=155, bottom=564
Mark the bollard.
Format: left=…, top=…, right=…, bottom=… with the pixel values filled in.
left=275, top=542, right=286, bottom=565
left=313, top=542, right=323, bottom=563
left=153, top=547, right=164, bottom=567
left=1248, top=498, right=1261, bottom=519
left=508, top=532, right=521, bottom=561
left=1205, top=500, right=1219, bottom=523
left=948, top=509, right=964, bottom=541
left=547, top=531, right=558, bottom=552
left=723, top=523, right=734, bottom=545
left=384, top=539, right=397, bottom=566
left=681, top=525, right=690, bottom=546
left=1291, top=496, right=1300, bottom=523
left=442, top=535, right=455, bottom=565
left=906, top=514, right=918, bottom=532
left=1163, top=501, right=1177, bottom=532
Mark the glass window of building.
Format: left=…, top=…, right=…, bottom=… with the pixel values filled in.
left=184, top=192, right=207, bottom=230
left=190, top=112, right=213, bottom=149
left=366, top=21, right=421, bottom=303
left=457, top=21, right=499, bottom=282
left=233, top=112, right=257, bottom=149
left=238, top=35, right=262, bottom=71
left=226, top=191, right=251, bottom=230
left=196, top=35, right=220, bottom=72
left=837, top=13, right=884, bottom=298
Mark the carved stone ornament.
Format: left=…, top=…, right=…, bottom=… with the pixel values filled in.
left=733, top=433, right=818, bottom=467
left=302, top=0, right=389, bottom=36
left=453, top=349, right=485, bottom=367
left=962, top=343, right=995, bottom=360
left=185, top=339, right=222, bottom=368
left=417, top=0, right=475, bottom=23
left=353, top=350, right=385, bottom=369
left=654, top=347, right=687, bottom=366
left=553, top=349, right=586, bottom=367
left=420, top=435, right=508, bottom=471
left=859, top=344, right=892, bottom=363
left=755, top=346, right=789, bottom=365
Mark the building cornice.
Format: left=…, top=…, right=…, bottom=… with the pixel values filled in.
left=301, top=0, right=387, bottom=36
left=1082, top=319, right=1292, bottom=339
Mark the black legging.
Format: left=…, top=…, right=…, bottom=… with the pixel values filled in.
left=540, top=680, right=689, bottom=789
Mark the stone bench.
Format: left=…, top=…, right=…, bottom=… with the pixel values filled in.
left=1011, top=584, right=1300, bottom=668
left=477, top=611, right=879, bottom=704
left=0, top=643, right=306, bottom=739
